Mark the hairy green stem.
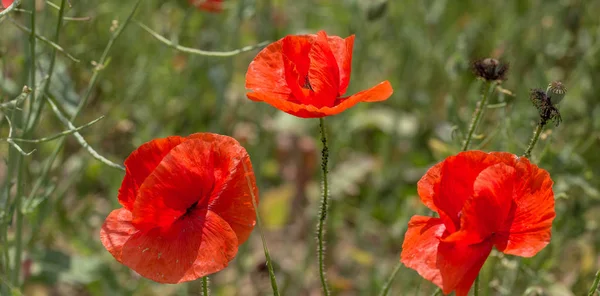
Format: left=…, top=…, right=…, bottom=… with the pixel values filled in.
left=462, top=82, right=494, bottom=151
left=201, top=276, right=209, bottom=296
left=378, top=262, right=403, bottom=296
left=523, top=122, right=544, bottom=158
left=317, top=117, right=330, bottom=295
left=241, top=160, right=280, bottom=296
left=588, top=270, right=600, bottom=296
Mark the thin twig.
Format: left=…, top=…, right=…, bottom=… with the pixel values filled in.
left=8, top=18, right=80, bottom=63
left=45, top=96, right=124, bottom=170
left=24, top=0, right=140, bottom=204
left=25, top=0, right=68, bottom=133
left=0, top=86, right=31, bottom=110
left=4, top=116, right=104, bottom=143
left=135, top=21, right=270, bottom=57
left=0, top=0, right=21, bottom=18
left=3, top=117, right=35, bottom=156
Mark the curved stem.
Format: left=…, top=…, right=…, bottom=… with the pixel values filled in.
left=201, top=276, right=209, bottom=296
left=462, top=82, right=493, bottom=151
left=241, top=160, right=280, bottom=296
left=474, top=275, right=480, bottom=296
left=378, top=262, right=403, bottom=296
left=523, top=122, right=544, bottom=158
left=317, top=117, right=330, bottom=295
left=588, top=269, right=600, bottom=296
left=135, top=21, right=269, bottom=57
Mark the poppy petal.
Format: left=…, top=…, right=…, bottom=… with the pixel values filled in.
left=493, top=158, right=555, bottom=257
left=306, top=31, right=340, bottom=107
left=444, top=163, right=516, bottom=245
left=245, top=39, right=293, bottom=98
left=189, top=133, right=258, bottom=245
left=400, top=216, right=446, bottom=289
left=132, top=139, right=216, bottom=231
left=417, top=161, right=443, bottom=213
left=119, top=136, right=185, bottom=211
left=330, top=80, right=393, bottom=111
left=326, top=34, right=355, bottom=95
left=434, top=151, right=502, bottom=233
left=120, top=209, right=238, bottom=284
left=281, top=35, right=313, bottom=102
left=437, top=240, right=493, bottom=296
left=100, top=208, right=136, bottom=263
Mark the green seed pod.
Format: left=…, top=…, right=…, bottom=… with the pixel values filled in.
left=546, top=81, right=567, bottom=105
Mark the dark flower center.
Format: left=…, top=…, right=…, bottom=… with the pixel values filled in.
left=302, top=75, right=313, bottom=90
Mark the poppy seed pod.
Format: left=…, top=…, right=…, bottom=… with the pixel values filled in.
left=471, top=58, right=509, bottom=82
left=546, top=81, right=567, bottom=105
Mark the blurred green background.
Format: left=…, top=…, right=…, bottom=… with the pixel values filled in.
left=1, top=0, right=600, bottom=295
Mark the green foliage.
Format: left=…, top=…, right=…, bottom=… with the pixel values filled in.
left=1, top=0, right=600, bottom=295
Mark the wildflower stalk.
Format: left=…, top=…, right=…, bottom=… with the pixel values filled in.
left=241, top=160, right=280, bottom=296
left=462, top=82, right=494, bottom=151
left=10, top=0, right=40, bottom=286
left=25, top=0, right=68, bottom=132
left=474, top=275, right=480, bottom=296
left=431, top=288, right=441, bottom=296
left=317, top=117, right=331, bottom=295
left=378, top=262, right=403, bottom=296
left=523, top=122, right=544, bottom=158
left=588, top=269, right=600, bottom=296
left=201, top=276, right=209, bottom=296
left=25, top=0, right=141, bottom=206
left=135, top=21, right=269, bottom=57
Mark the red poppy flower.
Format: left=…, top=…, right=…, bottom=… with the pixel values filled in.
left=245, top=30, right=393, bottom=118
left=401, top=151, right=555, bottom=296
left=1, top=0, right=14, bottom=9
left=188, top=0, right=222, bottom=13
left=100, top=133, right=258, bottom=284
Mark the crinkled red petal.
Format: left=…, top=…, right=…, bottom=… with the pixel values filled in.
left=131, top=139, right=216, bottom=231
left=121, top=209, right=238, bottom=284
left=119, top=136, right=185, bottom=211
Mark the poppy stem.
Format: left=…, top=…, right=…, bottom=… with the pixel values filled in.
left=474, top=275, right=480, bottom=296
left=201, top=276, right=209, bottom=296
left=378, top=262, right=403, bottom=296
left=317, top=117, right=331, bottom=296
left=241, top=160, right=280, bottom=296
left=430, top=288, right=441, bottom=296
left=588, top=269, right=600, bottom=296
left=462, top=82, right=494, bottom=151
left=523, top=121, right=545, bottom=159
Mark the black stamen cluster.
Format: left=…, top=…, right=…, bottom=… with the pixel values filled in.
left=530, top=88, right=562, bottom=126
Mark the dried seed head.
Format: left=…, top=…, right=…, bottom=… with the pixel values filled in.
left=546, top=81, right=567, bottom=105
left=530, top=88, right=561, bottom=126
left=472, top=58, right=509, bottom=82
